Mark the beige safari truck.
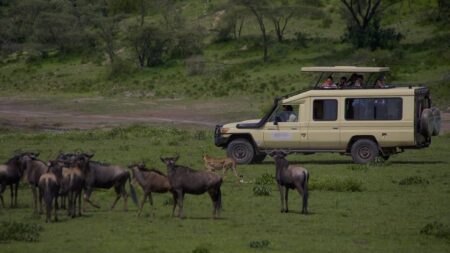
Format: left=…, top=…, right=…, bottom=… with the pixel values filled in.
left=214, top=66, right=441, bottom=164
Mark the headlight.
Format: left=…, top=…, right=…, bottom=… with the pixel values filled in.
left=220, top=128, right=229, bottom=134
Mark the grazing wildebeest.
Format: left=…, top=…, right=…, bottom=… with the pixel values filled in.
left=202, top=154, right=241, bottom=181
left=160, top=155, right=222, bottom=219
left=38, top=160, right=63, bottom=222
left=0, top=153, right=28, bottom=208
left=56, top=152, right=77, bottom=210
left=73, top=153, right=137, bottom=211
left=128, top=163, right=172, bottom=217
left=269, top=151, right=309, bottom=214
left=22, top=152, right=48, bottom=214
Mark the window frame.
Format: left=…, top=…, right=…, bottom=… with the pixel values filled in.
left=344, top=97, right=403, bottom=121
left=312, top=99, right=338, bottom=121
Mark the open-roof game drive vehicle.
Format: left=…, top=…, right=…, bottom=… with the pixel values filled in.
left=214, top=66, right=441, bottom=164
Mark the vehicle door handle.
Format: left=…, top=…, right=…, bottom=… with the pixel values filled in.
left=301, top=133, right=306, bottom=137
left=291, top=128, right=298, bottom=130
left=332, top=127, right=339, bottom=130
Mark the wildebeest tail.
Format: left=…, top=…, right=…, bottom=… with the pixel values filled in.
left=128, top=173, right=138, bottom=206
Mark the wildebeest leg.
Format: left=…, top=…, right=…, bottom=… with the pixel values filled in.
left=148, top=192, right=155, bottom=218
left=77, top=190, right=82, bottom=216
left=296, top=187, right=306, bottom=214
left=110, top=185, right=122, bottom=211
left=285, top=188, right=289, bottom=213
left=14, top=183, right=19, bottom=208
left=10, top=184, right=13, bottom=208
left=122, top=184, right=128, bottom=212
left=138, top=194, right=147, bottom=217
left=208, top=188, right=221, bottom=219
left=67, top=191, right=72, bottom=216
left=83, top=187, right=100, bottom=211
left=0, top=183, right=5, bottom=207
left=32, top=186, right=39, bottom=214
left=277, top=184, right=285, bottom=212
left=38, top=187, right=44, bottom=214
left=177, top=191, right=184, bottom=218
left=54, top=196, right=58, bottom=222
left=171, top=192, right=178, bottom=217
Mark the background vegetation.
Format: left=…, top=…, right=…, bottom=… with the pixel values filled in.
left=0, top=0, right=449, bottom=108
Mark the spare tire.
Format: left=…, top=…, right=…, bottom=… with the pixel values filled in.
left=420, top=108, right=434, bottom=137
left=431, top=107, right=441, bottom=136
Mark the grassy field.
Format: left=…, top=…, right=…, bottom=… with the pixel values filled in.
left=0, top=126, right=449, bottom=252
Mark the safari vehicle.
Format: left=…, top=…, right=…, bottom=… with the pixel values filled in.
left=214, top=66, right=441, bottom=164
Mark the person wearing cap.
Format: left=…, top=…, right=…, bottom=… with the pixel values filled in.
left=321, top=76, right=337, bottom=89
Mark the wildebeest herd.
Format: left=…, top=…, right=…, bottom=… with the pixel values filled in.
left=0, top=150, right=309, bottom=222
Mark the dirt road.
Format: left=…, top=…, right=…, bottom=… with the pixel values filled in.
left=0, top=96, right=448, bottom=133
left=0, top=96, right=259, bottom=131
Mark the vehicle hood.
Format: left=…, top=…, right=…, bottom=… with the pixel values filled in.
left=223, top=119, right=260, bottom=128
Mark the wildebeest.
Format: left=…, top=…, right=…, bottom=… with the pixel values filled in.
left=38, top=160, right=63, bottom=222
left=202, top=154, right=241, bottom=181
left=160, top=155, right=222, bottom=219
left=22, top=152, right=48, bottom=214
left=0, top=153, right=28, bottom=208
left=58, top=153, right=84, bottom=218
left=72, top=153, right=137, bottom=211
left=269, top=151, right=309, bottom=214
left=128, top=163, right=172, bottom=217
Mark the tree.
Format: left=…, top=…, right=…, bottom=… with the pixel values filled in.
left=340, top=0, right=403, bottom=49
left=233, top=0, right=270, bottom=62
left=268, top=1, right=322, bottom=43
left=127, top=24, right=168, bottom=67
left=94, top=15, right=123, bottom=63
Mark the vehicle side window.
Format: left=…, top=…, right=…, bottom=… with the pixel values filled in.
left=313, top=99, right=337, bottom=121
left=345, top=98, right=402, bottom=120
left=271, top=104, right=299, bottom=123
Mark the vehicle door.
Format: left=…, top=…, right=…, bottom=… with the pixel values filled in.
left=307, top=98, right=341, bottom=149
left=261, top=103, right=308, bottom=149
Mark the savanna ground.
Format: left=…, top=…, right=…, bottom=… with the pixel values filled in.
left=0, top=125, right=449, bottom=253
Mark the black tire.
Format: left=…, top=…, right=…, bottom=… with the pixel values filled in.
left=420, top=108, right=434, bottom=137
left=252, top=153, right=267, bottom=164
left=431, top=107, right=441, bottom=136
left=226, top=138, right=255, bottom=164
left=351, top=139, right=379, bottom=164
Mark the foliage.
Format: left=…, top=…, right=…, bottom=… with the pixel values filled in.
left=249, top=239, right=270, bottom=248
left=420, top=221, right=450, bottom=240
left=398, top=176, right=430, bottom=186
left=0, top=221, right=43, bottom=242
left=127, top=24, right=169, bottom=67
left=253, top=173, right=274, bottom=196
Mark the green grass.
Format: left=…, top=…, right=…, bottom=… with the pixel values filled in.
left=0, top=126, right=449, bottom=252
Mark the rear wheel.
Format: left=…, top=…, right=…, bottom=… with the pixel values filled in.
left=351, top=139, right=379, bottom=164
left=227, top=138, right=255, bottom=164
left=420, top=108, right=434, bottom=137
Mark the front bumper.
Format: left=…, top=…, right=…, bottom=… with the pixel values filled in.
left=214, top=125, right=229, bottom=147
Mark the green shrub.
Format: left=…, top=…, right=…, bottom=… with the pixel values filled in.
left=254, top=173, right=275, bottom=185
left=252, top=185, right=271, bottom=196
left=192, top=246, right=210, bottom=253
left=249, top=239, right=270, bottom=248
left=0, top=221, right=43, bottom=242
left=420, top=222, right=450, bottom=240
left=398, top=176, right=430, bottom=186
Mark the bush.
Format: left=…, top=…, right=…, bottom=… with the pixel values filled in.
left=0, top=221, right=43, bottom=242
left=398, top=176, right=430, bottom=186
left=294, top=32, right=309, bottom=48
left=310, top=177, right=363, bottom=192
left=249, top=239, right=270, bottom=248
left=253, top=173, right=274, bottom=196
left=420, top=222, right=450, bottom=240
left=252, top=185, right=271, bottom=196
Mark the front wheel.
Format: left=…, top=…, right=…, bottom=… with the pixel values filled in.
left=351, top=139, right=379, bottom=164
left=227, top=138, right=255, bottom=164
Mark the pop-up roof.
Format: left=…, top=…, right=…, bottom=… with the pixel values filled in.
left=300, top=66, right=390, bottom=73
